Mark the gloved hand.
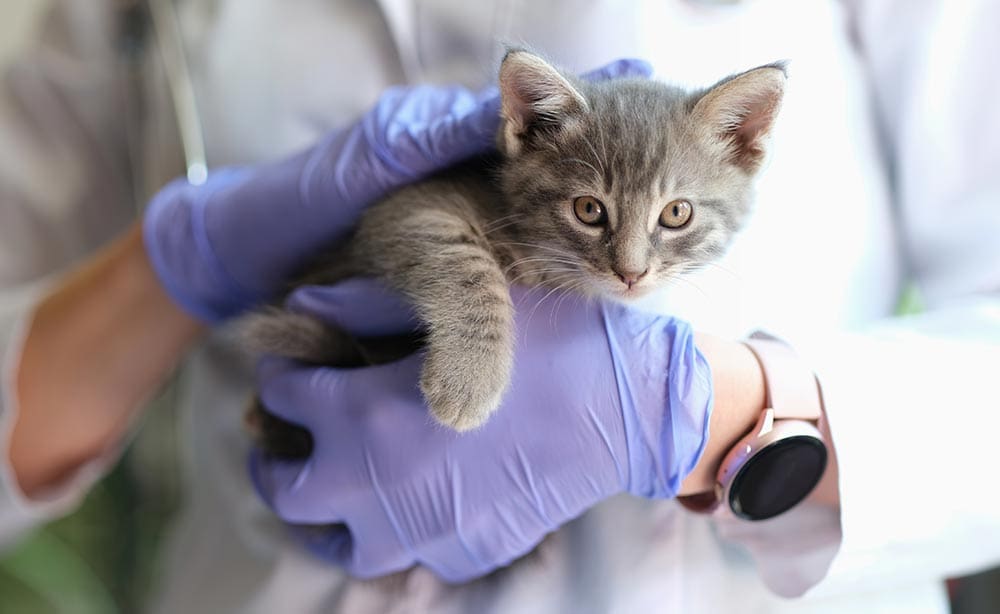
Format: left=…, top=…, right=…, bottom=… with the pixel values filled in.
left=142, top=59, right=653, bottom=323
left=249, top=279, right=713, bottom=582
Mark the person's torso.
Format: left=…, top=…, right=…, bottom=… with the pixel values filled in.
left=142, top=2, right=929, bottom=612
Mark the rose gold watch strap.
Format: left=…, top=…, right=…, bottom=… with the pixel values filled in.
left=743, top=333, right=822, bottom=421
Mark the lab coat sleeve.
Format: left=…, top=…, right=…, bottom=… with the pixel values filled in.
left=0, top=0, right=134, bottom=547
left=716, top=0, right=1000, bottom=598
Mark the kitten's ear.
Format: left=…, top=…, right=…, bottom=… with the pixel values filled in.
left=499, top=49, right=588, bottom=155
left=691, top=63, right=786, bottom=174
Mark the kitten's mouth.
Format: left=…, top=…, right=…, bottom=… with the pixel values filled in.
left=603, top=280, right=653, bottom=301
left=616, top=284, right=652, bottom=300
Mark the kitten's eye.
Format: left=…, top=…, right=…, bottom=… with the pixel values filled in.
left=573, top=196, right=607, bottom=225
left=659, top=199, right=693, bottom=228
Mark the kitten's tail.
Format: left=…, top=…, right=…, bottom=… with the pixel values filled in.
left=241, top=309, right=363, bottom=460
left=245, top=395, right=314, bottom=460
left=241, top=308, right=425, bottom=460
left=239, top=308, right=367, bottom=365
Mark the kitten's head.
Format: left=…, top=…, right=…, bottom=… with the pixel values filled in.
left=496, top=50, right=785, bottom=300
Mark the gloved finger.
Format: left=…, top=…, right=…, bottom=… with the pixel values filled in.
left=580, top=57, right=654, bottom=82
left=321, top=85, right=491, bottom=208
left=344, top=553, right=418, bottom=581
left=291, top=523, right=354, bottom=568
left=414, top=538, right=496, bottom=584
left=249, top=448, right=345, bottom=525
left=367, top=85, right=494, bottom=180
left=339, top=526, right=418, bottom=581
left=416, top=95, right=500, bottom=166
left=285, top=278, right=420, bottom=337
left=257, top=351, right=427, bottom=430
left=292, top=492, right=420, bottom=579
left=255, top=356, right=339, bottom=428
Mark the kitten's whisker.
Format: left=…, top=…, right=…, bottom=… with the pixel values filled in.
left=508, top=257, right=580, bottom=272
left=539, top=276, right=580, bottom=295
left=550, top=277, right=588, bottom=325
left=504, top=257, right=579, bottom=275
left=697, top=260, right=740, bottom=279
left=493, top=240, right=576, bottom=253
left=507, top=262, right=580, bottom=286
left=662, top=273, right=709, bottom=299
left=513, top=274, right=590, bottom=341
left=483, top=212, right=526, bottom=228
left=570, top=283, right=589, bottom=311
left=482, top=220, right=527, bottom=236
left=519, top=270, right=579, bottom=287
left=503, top=255, right=580, bottom=273
left=511, top=273, right=579, bottom=326
left=505, top=267, right=580, bottom=285
left=509, top=267, right=579, bottom=281
left=525, top=279, right=578, bottom=328
left=580, top=133, right=607, bottom=177
left=559, top=158, right=601, bottom=182
left=482, top=213, right=528, bottom=234
left=507, top=268, right=579, bottom=286
left=550, top=277, right=593, bottom=330
left=549, top=284, right=572, bottom=330
left=596, top=125, right=610, bottom=173
left=492, top=241, right=581, bottom=260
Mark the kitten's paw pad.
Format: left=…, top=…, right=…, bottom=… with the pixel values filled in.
left=420, top=350, right=511, bottom=432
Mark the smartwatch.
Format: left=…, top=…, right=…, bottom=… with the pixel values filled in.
left=678, top=333, right=828, bottom=520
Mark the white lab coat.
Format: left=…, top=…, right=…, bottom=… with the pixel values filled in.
left=1, top=0, right=999, bottom=612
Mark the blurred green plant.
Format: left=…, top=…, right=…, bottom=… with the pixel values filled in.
left=895, top=282, right=925, bottom=317
left=0, top=394, right=181, bottom=614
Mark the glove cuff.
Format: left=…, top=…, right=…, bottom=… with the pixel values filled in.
left=142, top=169, right=263, bottom=323
left=604, top=309, right=714, bottom=499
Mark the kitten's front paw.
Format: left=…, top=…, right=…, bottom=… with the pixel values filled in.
left=420, top=345, right=512, bottom=432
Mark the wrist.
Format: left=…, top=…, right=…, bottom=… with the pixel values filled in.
left=678, top=333, right=767, bottom=496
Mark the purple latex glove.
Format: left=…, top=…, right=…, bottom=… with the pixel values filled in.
left=142, top=59, right=653, bottom=323
left=250, top=279, right=713, bottom=582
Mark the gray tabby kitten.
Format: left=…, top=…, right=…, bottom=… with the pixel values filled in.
left=245, top=50, right=785, bottom=456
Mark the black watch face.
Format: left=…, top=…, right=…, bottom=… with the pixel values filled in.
left=728, top=436, right=828, bottom=521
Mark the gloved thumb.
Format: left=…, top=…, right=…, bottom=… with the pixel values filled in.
left=248, top=445, right=346, bottom=525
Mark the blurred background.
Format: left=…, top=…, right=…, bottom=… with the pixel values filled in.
left=0, top=2, right=43, bottom=63
left=0, top=9, right=178, bottom=614
left=0, top=1, right=998, bottom=612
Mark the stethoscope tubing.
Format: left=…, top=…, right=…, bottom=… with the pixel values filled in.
left=147, top=0, right=208, bottom=185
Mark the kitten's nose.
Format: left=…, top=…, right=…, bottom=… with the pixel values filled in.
left=614, top=267, right=649, bottom=288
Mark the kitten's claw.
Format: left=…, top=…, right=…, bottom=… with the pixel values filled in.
left=420, top=346, right=511, bottom=432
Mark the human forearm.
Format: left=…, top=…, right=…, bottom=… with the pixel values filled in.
left=678, top=334, right=766, bottom=496
left=9, top=223, right=203, bottom=496
left=679, top=333, right=839, bottom=507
